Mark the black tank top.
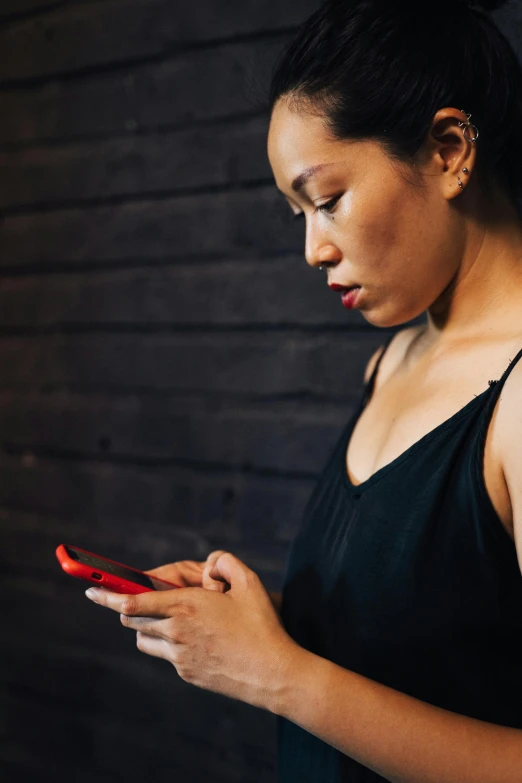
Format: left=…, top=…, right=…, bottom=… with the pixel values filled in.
left=277, top=332, right=522, bottom=782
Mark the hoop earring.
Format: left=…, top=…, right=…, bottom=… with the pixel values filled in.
left=457, top=110, right=479, bottom=143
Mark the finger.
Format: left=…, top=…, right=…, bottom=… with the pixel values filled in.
left=142, top=565, right=184, bottom=590
left=120, top=613, right=158, bottom=632
left=201, top=550, right=229, bottom=592
left=208, top=552, right=257, bottom=592
left=85, top=586, right=177, bottom=617
left=144, top=561, right=205, bottom=589
left=120, top=614, right=180, bottom=644
left=135, top=631, right=171, bottom=661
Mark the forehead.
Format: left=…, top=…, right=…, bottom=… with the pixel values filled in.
left=267, top=98, right=382, bottom=189
left=267, top=99, right=339, bottom=172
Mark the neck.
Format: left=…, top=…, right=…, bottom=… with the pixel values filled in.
left=425, top=193, right=522, bottom=346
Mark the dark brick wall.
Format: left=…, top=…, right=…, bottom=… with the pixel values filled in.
left=1, top=2, right=521, bottom=782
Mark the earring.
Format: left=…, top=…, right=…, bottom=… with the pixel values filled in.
left=457, top=178, right=464, bottom=190
left=462, top=168, right=469, bottom=174
left=457, top=110, right=479, bottom=143
left=319, top=265, right=324, bottom=271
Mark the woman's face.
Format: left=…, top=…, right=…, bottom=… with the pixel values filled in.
left=267, top=99, right=466, bottom=328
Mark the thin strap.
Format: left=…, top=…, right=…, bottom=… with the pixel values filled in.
left=487, top=344, right=522, bottom=397
left=360, top=331, right=396, bottom=410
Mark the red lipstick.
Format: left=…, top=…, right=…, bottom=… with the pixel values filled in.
left=328, top=283, right=362, bottom=310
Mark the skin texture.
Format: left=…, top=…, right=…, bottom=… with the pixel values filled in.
left=84, top=100, right=522, bottom=781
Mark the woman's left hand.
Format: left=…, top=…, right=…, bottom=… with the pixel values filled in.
left=84, top=551, right=300, bottom=713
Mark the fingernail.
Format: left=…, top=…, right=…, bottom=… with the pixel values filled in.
left=85, top=588, right=98, bottom=599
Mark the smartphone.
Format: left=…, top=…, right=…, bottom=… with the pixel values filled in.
left=56, top=544, right=182, bottom=594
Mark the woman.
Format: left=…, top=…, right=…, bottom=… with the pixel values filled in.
left=85, top=0, right=522, bottom=780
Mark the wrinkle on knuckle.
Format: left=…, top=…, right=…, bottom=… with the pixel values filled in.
left=174, top=601, right=197, bottom=620
left=120, top=596, right=138, bottom=615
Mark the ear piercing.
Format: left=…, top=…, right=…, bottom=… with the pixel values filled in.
left=456, top=109, right=478, bottom=192
left=458, top=167, right=470, bottom=191
left=457, top=110, right=479, bottom=143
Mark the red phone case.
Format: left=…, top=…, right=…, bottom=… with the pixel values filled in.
left=55, top=544, right=182, bottom=594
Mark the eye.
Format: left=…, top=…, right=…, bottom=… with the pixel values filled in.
left=315, top=194, right=342, bottom=215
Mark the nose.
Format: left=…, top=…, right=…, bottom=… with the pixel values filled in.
left=304, top=219, right=342, bottom=269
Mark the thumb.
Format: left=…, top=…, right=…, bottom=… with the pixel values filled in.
left=208, top=551, right=255, bottom=592
left=201, top=550, right=229, bottom=592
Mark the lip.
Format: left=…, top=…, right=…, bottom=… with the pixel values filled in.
left=328, top=282, right=362, bottom=309
left=329, top=282, right=359, bottom=292
left=341, top=287, right=362, bottom=310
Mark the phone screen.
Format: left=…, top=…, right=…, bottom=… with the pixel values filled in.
left=65, top=545, right=160, bottom=589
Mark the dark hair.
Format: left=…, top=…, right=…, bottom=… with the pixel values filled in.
left=269, top=0, right=522, bottom=210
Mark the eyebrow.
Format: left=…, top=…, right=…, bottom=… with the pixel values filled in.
left=291, top=163, right=333, bottom=193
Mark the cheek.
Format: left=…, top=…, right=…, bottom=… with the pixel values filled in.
left=349, top=183, right=444, bottom=279
left=337, top=187, right=404, bottom=270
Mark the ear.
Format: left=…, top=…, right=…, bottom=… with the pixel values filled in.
left=425, top=107, right=478, bottom=202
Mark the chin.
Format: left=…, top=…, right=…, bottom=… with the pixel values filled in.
left=363, top=295, right=428, bottom=328
left=359, top=309, right=414, bottom=330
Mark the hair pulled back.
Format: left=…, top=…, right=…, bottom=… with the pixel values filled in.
left=269, top=0, right=522, bottom=208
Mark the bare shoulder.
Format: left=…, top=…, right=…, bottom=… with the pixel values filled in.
left=495, top=353, right=522, bottom=565
left=496, top=348, right=522, bottom=460
left=363, top=324, right=425, bottom=385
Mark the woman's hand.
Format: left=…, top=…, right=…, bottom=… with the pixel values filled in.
left=143, top=559, right=206, bottom=588
left=144, top=550, right=228, bottom=592
left=145, top=552, right=282, bottom=614
left=84, top=552, right=299, bottom=713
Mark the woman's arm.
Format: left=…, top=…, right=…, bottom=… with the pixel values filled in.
left=276, top=646, right=522, bottom=783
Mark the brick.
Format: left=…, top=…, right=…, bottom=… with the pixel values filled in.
left=0, top=457, right=314, bottom=544
left=0, top=115, right=272, bottom=209
left=0, top=391, right=349, bottom=472
left=3, top=630, right=270, bottom=748
left=0, top=38, right=286, bottom=145
left=0, top=260, right=360, bottom=326
left=0, top=187, right=302, bottom=267
left=0, top=0, right=56, bottom=19
left=0, top=331, right=386, bottom=395
left=1, top=686, right=275, bottom=782
left=0, top=0, right=320, bottom=82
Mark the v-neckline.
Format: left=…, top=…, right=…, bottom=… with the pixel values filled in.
left=342, top=385, right=493, bottom=496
